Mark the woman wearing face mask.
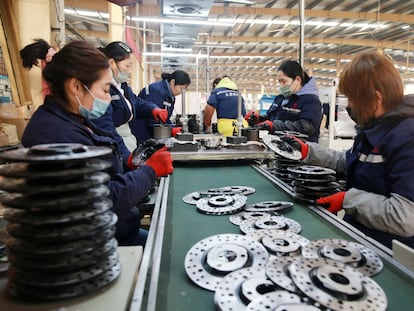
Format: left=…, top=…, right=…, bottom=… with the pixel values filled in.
left=129, top=70, right=191, bottom=144
left=282, top=50, right=414, bottom=249
left=245, top=60, right=322, bottom=142
left=93, top=41, right=167, bottom=166
left=21, top=40, right=174, bottom=246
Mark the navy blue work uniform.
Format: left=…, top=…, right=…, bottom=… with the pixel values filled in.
left=129, top=80, right=175, bottom=144
left=21, top=96, right=157, bottom=246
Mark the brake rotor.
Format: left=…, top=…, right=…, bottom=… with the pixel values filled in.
left=301, top=238, right=383, bottom=276
left=244, top=201, right=294, bottom=212
left=183, top=186, right=255, bottom=205
left=3, top=198, right=112, bottom=225
left=287, top=165, right=336, bottom=177
left=246, top=291, right=304, bottom=311
left=262, top=135, right=302, bottom=160
left=214, top=267, right=279, bottom=311
left=288, top=257, right=387, bottom=311
left=184, top=233, right=269, bottom=291
left=265, top=256, right=301, bottom=293
left=273, top=131, right=309, bottom=139
left=196, top=194, right=247, bottom=215
left=239, top=215, right=302, bottom=234
left=182, top=191, right=202, bottom=205
left=229, top=211, right=279, bottom=226
left=247, top=229, right=309, bottom=257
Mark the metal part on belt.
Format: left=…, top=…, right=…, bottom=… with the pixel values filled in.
left=262, top=134, right=302, bottom=160
left=247, top=229, right=309, bottom=257
left=229, top=211, right=279, bottom=226
left=214, top=267, right=279, bottom=311
left=288, top=257, right=387, bottom=311
left=239, top=215, right=302, bottom=234
left=182, top=185, right=256, bottom=205
left=244, top=201, right=294, bottom=212
left=301, top=238, right=383, bottom=276
left=265, top=256, right=302, bottom=293
left=196, top=194, right=247, bottom=215
left=246, top=291, right=306, bottom=311
left=184, top=234, right=269, bottom=291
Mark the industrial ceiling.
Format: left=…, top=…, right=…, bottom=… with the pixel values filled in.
left=63, top=0, right=414, bottom=94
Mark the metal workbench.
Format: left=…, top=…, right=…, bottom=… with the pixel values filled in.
left=130, top=163, right=414, bottom=311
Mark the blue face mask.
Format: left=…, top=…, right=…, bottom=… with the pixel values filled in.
left=76, top=85, right=111, bottom=119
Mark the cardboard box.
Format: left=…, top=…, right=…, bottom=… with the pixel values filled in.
left=0, top=123, right=19, bottom=146
left=0, top=103, right=33, bottom=140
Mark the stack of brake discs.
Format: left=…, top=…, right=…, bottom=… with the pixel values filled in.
left=268, top=155, right=302, bottom=183
left=0, top=143, right=121, bottom=301
left=182, top=186, right=255, bottom=215
left=287, top=165, right=340, bottom=201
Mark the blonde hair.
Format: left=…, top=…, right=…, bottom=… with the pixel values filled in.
left=338, top=50, right=403, bottom=126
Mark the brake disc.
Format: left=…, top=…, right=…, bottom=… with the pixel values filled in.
left=239, top=215, right=302, bottom=234
left=301, top=238, right=383, bottom=276
left=287, top=165, right=336, bottom=177
left=247, top=229, right=309, bottom=257
left=184, top=233, right=269, bottom=291
left=182, top=191, right=202, bottom=205
left=265, top=256, right=302, bottom=293
left=246, top=291, right=304, bottom=311
left=244, top=201, right=294, bottom=212
left=214, top=267, right=279, bottom=311
left=262, top=134, right=302, bottom=160
left=196, top=194, right=247, bottom=215
left=288, top=257, right=387, bottom=311
left=229, top=211, right=279, bottom=226
left=183, top=186, right=255, bottom=205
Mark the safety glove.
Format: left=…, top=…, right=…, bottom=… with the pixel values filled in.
left=281, top=134, right=309, bottom=160
left=127, top=139, right=163, bottom=170
left=152, top=108, right=168, bottom=123
left=256, top=120, right=273, bottom=131
left=316, top=191, right=346, bottom=214
left=244, top=110, right=259, bottom=126
left=145, top=146, right=174, bottom=177
left=171, top=127, right=182, bottom=137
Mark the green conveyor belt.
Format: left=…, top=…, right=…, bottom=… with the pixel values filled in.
left=156, top=164, right=414, bottom=310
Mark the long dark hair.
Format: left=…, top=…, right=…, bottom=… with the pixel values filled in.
left=278, top=60, right=310, bottom=86
left=161, top=70, right=191, bottom=86
left=99, top=41, right=132, bottom=62
left=20, top=39, right=51, bottom=69
left=43, top=40, right=110, bottom=101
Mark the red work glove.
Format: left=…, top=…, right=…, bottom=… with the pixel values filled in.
left=145, top=146, right=174, bottom=177
left=152, top=108, right=168, bottom=123
left=316, top=191, right=346, bottom=214
left=171, top=127, right=182, bottom=137
left=256, top=120, right=273, bottom=131
left=127, top=139, right=160, bottom=170
left=281, top=134, right=309, bottom=160
left=244, top=110, right=259, bottom=125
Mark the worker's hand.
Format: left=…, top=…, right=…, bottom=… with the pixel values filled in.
left=256, top=120, right=273, bottom=131
left=281, top=134, right=309, bottom=160
left=127, top=139, right=161, bottom=170
left=152, top=108, right=168, bottom=123
left=171, top=127, right=182, bottom=137
left=244, top=110, right=259, bottom=125
left=145, top=146, right=174, bottom=177
left=316, top=191, right=346, bottom=214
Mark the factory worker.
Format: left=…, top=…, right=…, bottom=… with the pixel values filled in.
left=284, top=50, right=414, bottom=248
left=246, top=60, right=322, bottom=142
left=93, top=41, right=167, bottom=167
left=129, top=70, right=191, bottom=144
left=21, top=40, right=174, bottom=246
left=204, top=76, right=249, bottom=137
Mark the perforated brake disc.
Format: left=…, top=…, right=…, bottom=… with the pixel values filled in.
left=246, top=291, right=306, bottom=311
left=288, top=257, right=387, bottom=311
left=301, top=238, right=383, bottom=276
left=244, top=201, right=294, bottom=213
left=184, top=233, right=269, bottom=291
left=196, top=194, right=247, bottom=215
left=265, top=256, right=302, bottom=293
left=182, top=186, right=255, bottom=205
left=239, top=215, right=302, bottom=234
left=262, top=135, right=302, bottom=160
left=214, top=267, right=279, bottom=311
left=287, top=165, right=336, bottom=177
left=247, top=229, right=309, bottom=257
left=182, top=191, right=202, bottom=205
left=229, top=211, right=279, bottom=226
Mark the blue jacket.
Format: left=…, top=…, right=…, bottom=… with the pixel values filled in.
left=266, top=77, right=322, bottom=142
left=207, top=77, right=246, bottom=119
left=93, top=82, right=157, bottom=163
left=129, top=80, right=175, bottom=144
left=21, top=96, right=157, bottom=245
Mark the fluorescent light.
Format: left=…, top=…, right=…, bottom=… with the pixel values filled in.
left=143, top=52, right=209, bottom=58
left=131, top=16, right=233, bottom=27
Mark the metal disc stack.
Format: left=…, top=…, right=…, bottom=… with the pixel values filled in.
left=287, top=165, right=340, bottom=202
left=268, top=156, right=302, bottom=183
left=0, top=143, right=121, bottom=301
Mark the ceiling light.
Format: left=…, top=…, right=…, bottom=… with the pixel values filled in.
left=131, top=16, right=233, bottom=27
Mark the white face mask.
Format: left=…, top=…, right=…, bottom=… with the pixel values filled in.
left=114, top=63, right=130, bottom=84
left=76, top=85, right=111, bottom=119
